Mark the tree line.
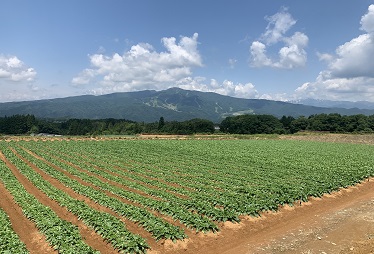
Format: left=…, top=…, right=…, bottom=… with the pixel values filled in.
left=220, top=113, right=374, bottom=134
left=0, top=115, right=215, bottom=135
left=0, top=113, right=374, bottom=136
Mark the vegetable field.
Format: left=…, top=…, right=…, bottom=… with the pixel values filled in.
left=0, top=138, right=373, bottom=253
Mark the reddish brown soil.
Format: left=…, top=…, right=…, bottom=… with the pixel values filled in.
left=18, top=147, right=161, bottom=251
left=145, top=134, right=374, bottom=254
left=23, top=147, right=208, bottom=251
left=228, top=179, right=374, bottom=254
left=1, top=134, right=374, bottom=253
left=0, top=180, right=55, bottom=254
left=144, top=178, right=374, bottom=254
left=1, top=150, right=118, bottom=254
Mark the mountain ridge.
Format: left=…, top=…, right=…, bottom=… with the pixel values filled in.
left=291, top=98, right=374, bottom=110
left=1, top=87, right=373, bottom=122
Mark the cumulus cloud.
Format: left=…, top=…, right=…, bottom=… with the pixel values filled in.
left=295, top=5, right=374, bottom=102
left=360, top=4, right=374, bottom=34
left=0, top=55, right=37, bottom=82
left=250, top=8, right=308, bottom=69
left=295, top=76, right=374, bottom=102
left=176, top=77, right=259, bottom=99
left=250, top=41, right=272, bottom=67
left=72, top=33, right=202, bottom=93
left=261, top=7, right=296, bottom=45
left=328, top=34, right=374, bottom=78
left=274, top=32, right=308, bottom=69
left=71, top=32, right=262, bottom=100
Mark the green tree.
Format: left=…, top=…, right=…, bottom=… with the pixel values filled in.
left=158, top=117, right=165, bottom=130
left=289, top=116, right=309, bottom=133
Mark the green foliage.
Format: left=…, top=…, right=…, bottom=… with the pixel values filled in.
left=158, top=117, right=165, bottom=130
left=0, top=208, right=28, bottom=254
left=221, top=113, right=374, bottom=134
left=220, top=114, right=284, bottom=134
left=0, top=114, right=37, bottom=134
left=1, top=139, right=374, bottom=252
left=0, top=150, right=97, bottom=254
left=1, top=112, right=374, bottom=136
left=2, top=146, right=149, bottom=253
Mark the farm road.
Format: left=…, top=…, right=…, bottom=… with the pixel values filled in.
left=242, top=178, right=374, bottom=254
left=207, top=178, right=374, bottom=254
left=158, top=177, right=374, bottom=254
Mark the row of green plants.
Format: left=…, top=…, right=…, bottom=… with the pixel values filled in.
left=2, top=145, right=148, bottom=253
left=1, top=139, right=373, bottom=253
left=17, top=143, right=221, bottom=232
left=0, top=208, right=28, bottom=254
left=14, top=144, right=188, bottom=240
left=0, top=148, right=97, bottom=253
left=19, top=139, right=374, bottom=217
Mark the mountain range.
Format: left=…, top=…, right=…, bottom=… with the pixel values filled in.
left=290, top=98, right=374, bottom=110
left=1, top=87, right=373, bottom=122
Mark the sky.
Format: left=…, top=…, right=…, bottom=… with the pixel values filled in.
left=1, top=0, right=374, bottom=103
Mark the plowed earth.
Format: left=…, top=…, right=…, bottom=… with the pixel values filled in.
left=0, top=134, right=373, bottom=254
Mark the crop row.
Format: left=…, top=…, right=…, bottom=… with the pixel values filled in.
left=0, top=148, right=98, bottom=253
left=25, top=141, right=242, bottom=220
left=25, top=139, right=374, bottom=214
left=1, top=145, right=148, bottom=253
left=2, top=138, right=373, bottom=253
left=15, top=144, right=220, bottom=232
left=0, top=208, right=28, bottom=254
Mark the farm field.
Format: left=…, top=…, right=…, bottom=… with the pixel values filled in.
left=0, top=137, right=373, bottom=253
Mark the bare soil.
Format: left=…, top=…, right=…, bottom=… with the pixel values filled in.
left=279, top=133, right=374, bottom=145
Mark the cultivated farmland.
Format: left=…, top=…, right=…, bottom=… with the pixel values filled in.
left=0, top=138, right=373, bottom=253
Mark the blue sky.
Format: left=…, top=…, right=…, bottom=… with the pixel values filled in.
left=1, top=0, right=374, bottom=102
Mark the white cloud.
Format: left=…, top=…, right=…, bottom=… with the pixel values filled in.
left=317, top=52, right=334, bottom=63
left=274, top=32, right=308, bottom=69
left=73, top=33, right=202, bottom=93
left=261, top=7, right=296, bottom=45
left=328, top=34, right=374, bottom=78
left=361, top=4, right=374, bottom=34
left=250, top=41, right=272, bottom=67
left=73, top=32, right=260, bottom=100
left=295, top=76, right=374, bottom=102
left=71, top=69, right=96, bottom=85
left=250, top=8, right=308, bottom=69
left=0, top=55, right=37, bottom=82
left=295, top=5, right=374, bottom=102
left=0, top=69, right=11, bottom=78
left=176, top=77, right=259, bottom=99
left=259, top=93, right=293, bottom=102
left=7, top=56, right=23, bottom=68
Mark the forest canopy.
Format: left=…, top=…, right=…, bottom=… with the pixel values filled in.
left=0, top=113, right=374, bottom=136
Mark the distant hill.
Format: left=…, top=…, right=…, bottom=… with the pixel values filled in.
left=1, top=87, right=374, bottom=122
left=291, top=98, right=374, bottom=110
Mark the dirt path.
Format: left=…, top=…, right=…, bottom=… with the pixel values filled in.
left=165, top=178, right=374, bottom=254
left=228, top=178, right=374, bottom=254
